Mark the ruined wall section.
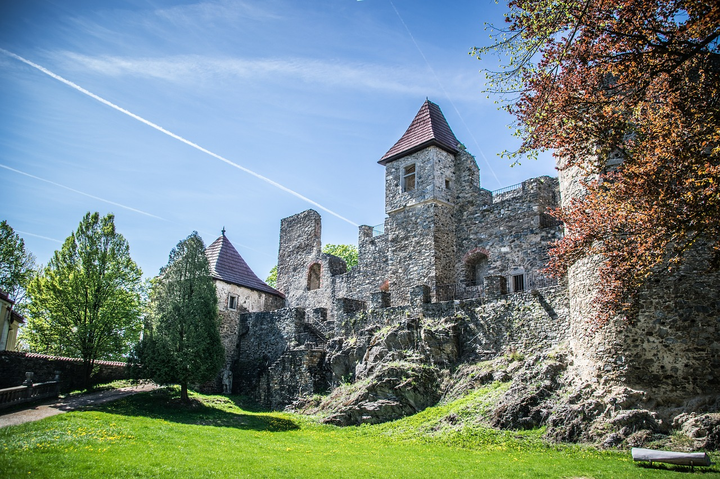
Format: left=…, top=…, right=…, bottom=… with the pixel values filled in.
left=215, top=280, right=285, bottom=372
left=234, top=308, right=305, bottom=394
left=333, top=225, right=390, bottom=304
left=276, top=210, right=333, bottom=313
left=454, top=176, right=562, bottom=291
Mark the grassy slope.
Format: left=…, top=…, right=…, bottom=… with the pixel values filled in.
left=1, top=386, right=717, bottom=478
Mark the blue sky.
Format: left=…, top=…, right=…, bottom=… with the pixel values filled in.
left=0, top=0, right=557, bottom=282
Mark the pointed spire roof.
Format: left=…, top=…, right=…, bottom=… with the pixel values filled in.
left=379, top=99, right=460, bottom=165
left=205, top=233, right=284, bottom=298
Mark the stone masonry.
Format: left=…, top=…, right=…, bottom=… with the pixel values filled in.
left=211, top=99, right=718, bottom=442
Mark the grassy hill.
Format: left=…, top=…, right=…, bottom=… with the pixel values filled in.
left=1, top=386, right=717, bottom=478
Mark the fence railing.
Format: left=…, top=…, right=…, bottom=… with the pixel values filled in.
left=491, top=182, right=523, bottom=196
left=0, top=381, right=60, bottom=410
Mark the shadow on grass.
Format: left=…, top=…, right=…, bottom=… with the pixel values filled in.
left=636, top=462, right=720, bottom=474
left=92, top=387, right=299, bottom=432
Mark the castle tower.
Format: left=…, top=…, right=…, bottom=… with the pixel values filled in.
left=558, top=156, right=720, bottom=402
left=378, top=100, right=460, bottom=305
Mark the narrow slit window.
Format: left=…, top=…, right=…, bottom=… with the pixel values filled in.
left=403, top=164, right=416, bottom=192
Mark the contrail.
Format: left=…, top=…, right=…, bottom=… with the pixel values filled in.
left=16, top=230, right=63, bottom=244
left=0, top=163, right=167, bottom=220
left=0, top=49, right=359, bottom=227
left=388, top=2, right=502, bottom=187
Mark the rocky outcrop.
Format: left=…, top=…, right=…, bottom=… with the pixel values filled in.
left=316, top=362, right=443, bottom=426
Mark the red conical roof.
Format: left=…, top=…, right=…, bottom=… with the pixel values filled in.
left=205, top=233, right=284, bottom=298
left=379, top=99, right=460, bottom=165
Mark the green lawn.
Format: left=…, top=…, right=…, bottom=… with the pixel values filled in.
left=1, top=387, right=717, bottom=478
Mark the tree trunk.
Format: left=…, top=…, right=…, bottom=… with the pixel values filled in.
left=83, top=359, right=94, bottom=391
left=181, top=382, right=189, bottom=403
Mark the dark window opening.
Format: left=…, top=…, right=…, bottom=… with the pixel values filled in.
left=228, top=295, right=238, bottom=310
left=308, top=263, right=322, bottom=290
left=445, top=178, right=451, bottom=189
left=464, top=252, right=488, bottom=287
left=403, top=164, right=416, bottom=192
left=513, top=274, right=525, bottom=292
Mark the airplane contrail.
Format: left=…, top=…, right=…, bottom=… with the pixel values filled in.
left=0, top=48, right=360, bottom=227
left=16, top=230, right=64, bottom=244
left=0, top=163, right=168, bottom=220
left=388, top=1, right=502, bottom=187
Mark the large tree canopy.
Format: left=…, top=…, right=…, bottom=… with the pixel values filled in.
left=24, top=213, right=143, bottom=385
left=0, top=220, right=36, bottom=308
left=132, top=232, right=224, bottom=402
left=474, top=0, right=720, bottom=323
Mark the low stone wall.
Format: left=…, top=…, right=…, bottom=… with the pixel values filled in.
left=334, top=285, right=570, bottom=358
left=0, top=351, right=129, bottom=393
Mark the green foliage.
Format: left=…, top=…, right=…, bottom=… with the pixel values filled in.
left=0, top=220, right=36, bottom=308
left=23, top=213, right=143, bottom=384
left=131, top=232, right=224, bottom=402
left=265, top=265, right=277, bottom=288
left=322, top=244, right=358, bottom=270
left=2, top=387, right=709, bottom=478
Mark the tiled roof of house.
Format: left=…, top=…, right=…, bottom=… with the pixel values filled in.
left=205, top=233, right=284, bottom=298
left=379, top=99, right=460, bottom=165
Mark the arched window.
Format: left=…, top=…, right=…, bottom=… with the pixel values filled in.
left=307, top=263, right=321, bottom=290
left=464, top=250, right=489, bottom=287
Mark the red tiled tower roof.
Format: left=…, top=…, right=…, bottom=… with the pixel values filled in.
left=205, top=233, right=284, bottom=298
left=378, top=99, right=460, bottom=165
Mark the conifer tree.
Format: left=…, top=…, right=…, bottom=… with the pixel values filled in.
left=133, top=232, right=224, bottom=402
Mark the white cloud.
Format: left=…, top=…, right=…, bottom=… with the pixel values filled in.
left=154, top=0, right=282, bottom=25
left=59, top=52, right=482, bottom=101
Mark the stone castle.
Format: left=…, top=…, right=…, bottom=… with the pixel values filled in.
left=204, top=100, right=719, bottom=445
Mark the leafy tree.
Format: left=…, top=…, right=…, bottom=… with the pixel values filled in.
left=131, top=232, right=224, bottom=402
left=0, top=220, right=36, bottom=309
left=266, top=265, right=278, bottom=288
left=265, top=244, right=359, bottom=288
left=24, top=213, right=143, bottom=385
left=474, top=0, right=720, bottom=324
left=322, top=244, right=358, bottom=269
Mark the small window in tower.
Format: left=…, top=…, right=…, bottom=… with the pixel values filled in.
left=513, top=274, right=525, bottom=292
left=308, top=263, right=322, bottom=290
left=445, top=178, right=451, bottom=189
left=403, top=164, right=416, bottom=192
left=228, top=295, right=238, bottom=311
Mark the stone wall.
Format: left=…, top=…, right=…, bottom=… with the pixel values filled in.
left=215, top=280, right=285, bottom=372
left=559, top=156, right=720, bottom=405
left=333, top=285, right=570, bottom=363
left=236, top=285, right=570, bottom=409
left=0, top=351, right=129, bottom=392
left=454, top=176, right=562, bottom=294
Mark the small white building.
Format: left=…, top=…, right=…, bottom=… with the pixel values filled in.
left=0, top=291, right=24, bottom=351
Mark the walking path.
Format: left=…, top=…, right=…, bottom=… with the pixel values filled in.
left=0, top=383, right=157, bottom=428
